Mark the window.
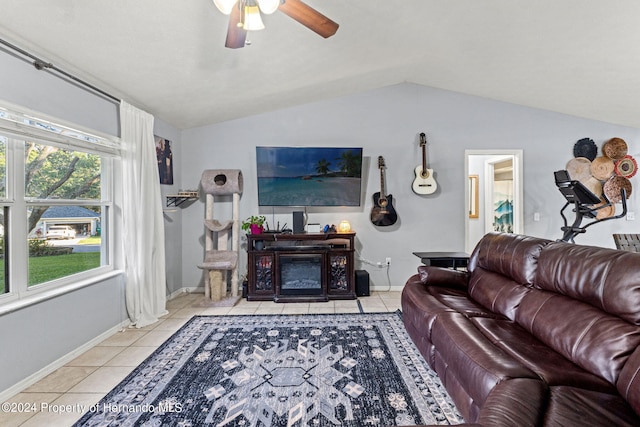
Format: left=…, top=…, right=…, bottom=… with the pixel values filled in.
left=0, top=103, right=118, bottom=302
left=0, top=137, right=6, bottom=295
left=25, top=143, right=105, bottom=286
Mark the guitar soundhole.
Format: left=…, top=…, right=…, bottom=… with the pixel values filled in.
left=378, top=198, right=388, bottom=208
left=420, top=170, right=430, bottom=179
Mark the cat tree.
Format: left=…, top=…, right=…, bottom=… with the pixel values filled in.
left=197, top=169, right=242, bottom=301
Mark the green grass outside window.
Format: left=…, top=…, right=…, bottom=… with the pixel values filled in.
left=28, top=252, right=101, bottom=286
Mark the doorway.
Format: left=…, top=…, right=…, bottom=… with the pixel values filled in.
left=465, top=150, right=523, bottom=253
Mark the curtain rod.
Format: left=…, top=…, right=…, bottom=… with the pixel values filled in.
left=0, top=37, right=121, bottom=104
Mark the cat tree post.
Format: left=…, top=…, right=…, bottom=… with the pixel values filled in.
left=231, top=192, right=240, bottom=297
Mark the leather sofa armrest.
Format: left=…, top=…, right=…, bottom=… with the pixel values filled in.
left=417, top=265, right=470, bottom=290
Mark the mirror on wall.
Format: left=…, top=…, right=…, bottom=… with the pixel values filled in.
left=468, top=175, right=479, bottom=218
left=465, top=150, right=523, bottom=253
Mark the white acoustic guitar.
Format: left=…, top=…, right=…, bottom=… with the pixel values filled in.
left=412, top=132, right=438, bottom=195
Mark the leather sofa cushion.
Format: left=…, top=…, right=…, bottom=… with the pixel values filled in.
left=402, top=276, right=504, bottom=335
left=472, top=317, right=615, bottom=393
left=430, top=313, right=538, bottom=411
left=543, top=386, right=640, bottom=427
left=515, top=289, right=640, bottom=385
left=468, top=268, right=531, bottom=321
left=617, top=345, right=640, bottom=414
left=536, top=241, right=640, bottom=325
left=418, top=265, right=469, bottom=289
left=468, top=232, right=549, bottom=286
left=476, top=378, right=547, bottom=427
left=402, top=277, right=502, bottom=368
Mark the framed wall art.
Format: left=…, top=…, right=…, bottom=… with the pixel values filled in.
left=155, top=135, right=173, bottom=185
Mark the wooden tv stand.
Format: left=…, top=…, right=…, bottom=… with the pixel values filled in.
left=246, top=232, right=356, bottom=302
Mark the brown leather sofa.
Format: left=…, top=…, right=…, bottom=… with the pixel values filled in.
left=401, top=232, right=640, bottom=426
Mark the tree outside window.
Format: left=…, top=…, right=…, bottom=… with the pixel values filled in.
left=25, top=143, right=105, bottom=287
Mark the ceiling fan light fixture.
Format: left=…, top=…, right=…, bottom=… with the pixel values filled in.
left=218, top=0, right=338, bottom=48
left=257, top=0, right=280, bottom=14
left=243, top=4, right=265, bottom=31
left=213, top=0, right=238, bottom=15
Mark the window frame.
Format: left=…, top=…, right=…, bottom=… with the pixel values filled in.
left=0, top=101, right=120, bottom=308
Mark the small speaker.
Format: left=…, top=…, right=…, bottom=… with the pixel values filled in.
left=355, top=270, right=370, bottom=297
left=293, top=211, right=305, bottom=233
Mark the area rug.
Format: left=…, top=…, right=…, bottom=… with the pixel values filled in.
left=73, top=312, right=463, bottom=426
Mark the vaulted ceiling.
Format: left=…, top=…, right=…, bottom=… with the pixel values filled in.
left=1, top=1, right=640, bottom=130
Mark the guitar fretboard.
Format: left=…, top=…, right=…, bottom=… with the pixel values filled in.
left=420, top=132, right=428, bottom=176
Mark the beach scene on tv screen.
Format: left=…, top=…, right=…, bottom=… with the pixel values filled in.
left=256, top=147, right=363, bottom=206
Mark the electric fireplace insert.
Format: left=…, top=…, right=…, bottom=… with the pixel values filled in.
left=279, top=254, right=323, bottom=296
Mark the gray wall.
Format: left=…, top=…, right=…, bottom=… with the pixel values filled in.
left=154, top=120, right=183, bottom=297
left=180, top=83, right=640, bottom=290
left=0, top=49, right=119, bottom=135
left=0, top=276, right=125, bottom=391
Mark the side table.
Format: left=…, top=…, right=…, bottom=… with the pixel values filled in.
left=412, top=252, right=469, bottom=270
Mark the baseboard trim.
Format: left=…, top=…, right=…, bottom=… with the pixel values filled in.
left=167, top=286, right=204, bottom=300
left=0, top=318, right=131, bottom=403
left=371, top=285, right=404, bottom=292
left=167, top=285, right=400, bottom=300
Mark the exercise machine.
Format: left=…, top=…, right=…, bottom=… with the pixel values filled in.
left=555, top=170, right=627, bottom=243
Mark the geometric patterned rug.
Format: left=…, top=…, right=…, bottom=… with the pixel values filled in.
left=73, top=312, right=463, bottom=426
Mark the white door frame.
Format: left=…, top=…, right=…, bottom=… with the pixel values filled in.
left=465, top=149, right=524, bottom=253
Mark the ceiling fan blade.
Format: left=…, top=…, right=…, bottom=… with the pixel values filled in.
left=225, top=4, right=247, bottom=49
left=278, top=0, right=339, bottom=39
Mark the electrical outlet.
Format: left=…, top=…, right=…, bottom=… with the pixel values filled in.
left=627, top=211, right=635, bottom=221
left=385, top=257, right=391, bottom=265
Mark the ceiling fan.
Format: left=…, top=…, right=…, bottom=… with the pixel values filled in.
left=213, top=0, right=339, bottom=49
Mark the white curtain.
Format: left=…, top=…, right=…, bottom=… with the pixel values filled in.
left=120, top=100, right=168, bottom=328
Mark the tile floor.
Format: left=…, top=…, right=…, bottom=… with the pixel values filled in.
left=1, top=291, right=402, bottom=426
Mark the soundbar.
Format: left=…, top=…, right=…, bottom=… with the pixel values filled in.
left=271, top=245, right=329, bottom=251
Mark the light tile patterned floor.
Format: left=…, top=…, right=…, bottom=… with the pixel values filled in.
left=0, top=291, right=402, bottom=426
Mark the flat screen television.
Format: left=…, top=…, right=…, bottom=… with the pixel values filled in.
left=256, top=146, right=363, bottom=206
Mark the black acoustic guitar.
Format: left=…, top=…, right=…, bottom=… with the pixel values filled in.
left=370, top=156, right=398, bottom=226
